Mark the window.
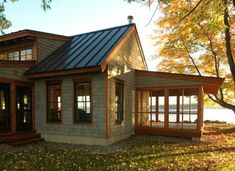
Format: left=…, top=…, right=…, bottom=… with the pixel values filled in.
left=115, top=80, right=124, bottom=123
left=74, top=81, right=92, bottom=123
left=0, top=48, right=33, bottom=61
left=0, top=53, right=7, bottom=60
left=47, top=83, right=62, bottom=123
left=20, top=49, right=32, bottom=61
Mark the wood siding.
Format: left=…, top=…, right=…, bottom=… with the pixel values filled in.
left=37, top=38, right=65, bottom=62
left=0, top=67, right=30, bottom=82
left=136, top=75, right=202, bottom=88
left=34, top=73, right=107, bottom=144
left=107, top=32, right=147, bottom=143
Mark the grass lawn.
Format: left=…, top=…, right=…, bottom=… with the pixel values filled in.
left=0, top=123, right=235, bottom=171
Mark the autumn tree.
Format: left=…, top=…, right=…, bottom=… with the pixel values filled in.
left=127, top=0, right=235, bottom=113
left=0, top=0, right=52, bottom=34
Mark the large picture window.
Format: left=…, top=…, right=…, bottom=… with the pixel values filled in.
left=47, top=83, right=62, bottom=123
left=74, top=81, right=92, bottom=123
left=115, top=80, right=124, bottom=123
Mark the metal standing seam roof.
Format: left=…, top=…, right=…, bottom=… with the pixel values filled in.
left=25, top=24, right=135, bottom=75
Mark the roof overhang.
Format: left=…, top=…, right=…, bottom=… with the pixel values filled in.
left=135, top=70, right=224, bottom=94
left=25, top=66, right=102, bottom=79
left=0, top=30, right=69, bottom=43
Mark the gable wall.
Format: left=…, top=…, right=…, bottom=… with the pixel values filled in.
left=37, top=38, right=65, bottom=62
left=107, top=31, right=147, bottom=143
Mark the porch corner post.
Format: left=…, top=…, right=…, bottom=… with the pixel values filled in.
left=164, top=89, right=169, bottom=129
left=10, top=83, right=16, bottom=133
left=198, top=86, right=204, bottom=131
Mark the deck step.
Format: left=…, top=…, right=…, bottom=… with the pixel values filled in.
left=10, top=137, right=44, bottom=146
left=4, top=130, right=44, bottom=146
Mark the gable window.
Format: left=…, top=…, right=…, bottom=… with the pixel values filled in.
left=74, top=80, right=92, bottom=123
left=115, top=80, right=124, bottom=124
left=47, top=82, right=62, bottom=123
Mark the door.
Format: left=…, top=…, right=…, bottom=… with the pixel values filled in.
left=0, top=83, right=10, bottom=133
left=16, top=86, right=32, bottom=131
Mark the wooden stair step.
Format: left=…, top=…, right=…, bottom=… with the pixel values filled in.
left=6, top=133, right=41, bottom=143
left=10, top=137, right=44, bottom=146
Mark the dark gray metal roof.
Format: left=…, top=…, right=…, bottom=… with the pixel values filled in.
left=26, top=24, right=134, bottom=74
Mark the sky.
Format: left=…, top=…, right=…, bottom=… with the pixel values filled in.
left=4, top=0, right=161, bottom=70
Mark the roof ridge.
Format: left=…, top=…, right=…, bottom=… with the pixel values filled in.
left=70, top=23, right=135, bottom=38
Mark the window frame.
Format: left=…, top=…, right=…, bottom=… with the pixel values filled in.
left=115, top=79, right=125, bottom=124
left=46, top=80, right=63, bottom=124
left=0, top=47, right=33, bottom=62
left=73, top=78, right=92, bottom=124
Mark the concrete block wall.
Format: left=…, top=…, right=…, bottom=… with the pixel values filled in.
left=34, top=72, right=108, bottom=145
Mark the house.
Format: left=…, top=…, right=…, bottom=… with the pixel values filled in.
left=0, top=24, right=224, bottom=145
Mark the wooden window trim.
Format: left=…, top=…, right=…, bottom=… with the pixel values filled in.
left=0, top=46, right=34, bottom=62
left=72, top=78, right=93, bottom=125
left=46, top=80, right=63, bottom=124
left=115, top=79, right=125, bottom=125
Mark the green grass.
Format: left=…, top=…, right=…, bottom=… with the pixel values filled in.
left=1, top=123, right=235, bottom=171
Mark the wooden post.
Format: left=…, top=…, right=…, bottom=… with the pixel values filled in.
left=181, top=89, right=184, bottom=129
left=10, top=83, right=16, bottom=133
left=156, top=95, right=159, bottom=122
left=176, top=95, right=180, bottom=123
left=164, top=89, right=169, bottom=129
left=197, top=86, right=204, bottom=131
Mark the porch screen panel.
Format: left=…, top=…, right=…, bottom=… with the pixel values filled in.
left=169, top=88, right=198, bottom=129
left=136, top=90, right=165, bottom=128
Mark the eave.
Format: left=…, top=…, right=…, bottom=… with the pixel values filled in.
left=25, top=66, right=102, bottom=79
left=0, top=29, right=69, bottom=43
left=135, top=70, right=224, bottom=94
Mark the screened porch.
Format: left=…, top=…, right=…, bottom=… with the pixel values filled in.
left=134, top=70, right=224, bottom=138
left=135, top=86, right=203, bottom=137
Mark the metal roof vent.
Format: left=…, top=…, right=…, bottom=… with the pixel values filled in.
left=127, top=15, right=133, bottom=24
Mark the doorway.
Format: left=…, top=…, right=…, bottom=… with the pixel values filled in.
left=16, top=86, right=32, bottom=131
left=0, top=83, right=10, bottom=133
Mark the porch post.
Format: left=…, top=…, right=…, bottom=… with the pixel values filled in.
left=10, top=83, right=16, bottom=133
left=197, top=86, right=204, bottom=131
left=164, top=89, right=169, bottom=129
left=176, top=95, right=180, bottom=123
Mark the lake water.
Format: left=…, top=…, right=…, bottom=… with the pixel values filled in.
left=204, top=108, right=235, bottom=124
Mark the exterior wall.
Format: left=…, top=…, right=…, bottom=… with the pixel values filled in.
left=107, top=32, right=147, bottom=144
left=37, top=38, right=65, bottom=62
left=136, top=75, right=202, bottom=88
left=0, top=67, right=30, bottom=82
left=34, top=72, right=108, bottom=145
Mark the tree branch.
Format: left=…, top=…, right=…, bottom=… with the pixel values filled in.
left=180, top=0, right=203, bottom=21
left=179, top=35, right=202, bottom=75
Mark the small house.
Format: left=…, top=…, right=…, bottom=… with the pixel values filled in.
left=0, top=24, right=224, bottom=145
